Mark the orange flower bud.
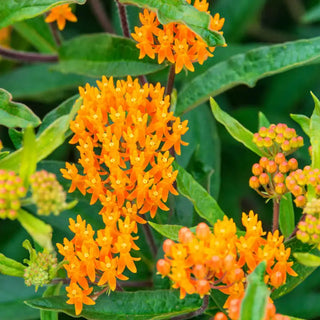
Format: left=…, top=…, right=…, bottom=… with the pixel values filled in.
left=214, top=312, right=228, bottom=320
left=279, top=161, right=289, bottom=173
left=252, top=163, right=263, bottom=176
left=193, top=264, right=207, bottom=279
left=249, top=176, right=260, bottom=189
left=288, top=158, right=298, bottom=170
left=258, top=127, right=268, bottom=137
left=259, top=173, right=270, bottom=185
left=294, top=195, right=306, bottom=207
left=266, top=160, right=277, bottom=173
left=273, top=173, right=284, bottom=184
left=281, top=140, right=290, bottom=152
left=195, top=279, right=210, bottom=297
left=275, top=183, right=286, bottom=195
left=291, top=185, right=303, bottom=197
left=274, top=153, right=286, bottom=164
left=157, top=259, right=171, bottom=276
left=223, top=254, right=235, bottom=271
left=270, top=271, right=283, bottom=288
left=196, top=222, right=211, bottom=240
left=178, top=227, right=194, bottom=244
left=259, top=157, right=269, bottom=168
left=163, top=239, right=175, bottom=255
left=263, top=137, right=273, bottom=148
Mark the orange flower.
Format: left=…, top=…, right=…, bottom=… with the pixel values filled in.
left=66, top=283, right=95, bottom=315
left=132, top=1, right=225, bottom=73
left=45, top=4, right=77, bottom=30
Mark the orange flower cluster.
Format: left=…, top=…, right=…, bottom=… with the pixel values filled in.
left=249, top=153, right=298, bottom=199
left=157, top=211, right=297, bottom=301
left=59, top=76, right=188, bottom=315
left=214, top=297, right=290, bottom=320
left=57, top=215, right=139, bottom=315
left=286, top=166, right=320, bottom=208
left=131, top=0, right=225, bottom=73
left=0, top=170, right=26, bottom=220
left=253, top=124, right=304, bottom=157
left=297, top=198, right=320, bottom=248
left=0, top=27, right=11, bottom=48
left=45, top=4, right=77, bottom=31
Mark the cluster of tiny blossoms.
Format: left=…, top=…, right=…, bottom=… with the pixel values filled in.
left=131, top=0, right=225, bottom=73
left=250, top=124, right=303, bottom=202
left=0, top=170, right=26, bottom=220
left=30, top=170, right=68, bottom=216
left=45, top=4, right=77, bottom=31
left=157, top=211, right=297, bottom=301
left=214, top=297, right=290, bottom=320
left=59, top=76, right=188, bottom=315
left=297, top=198, right=320, bottom=248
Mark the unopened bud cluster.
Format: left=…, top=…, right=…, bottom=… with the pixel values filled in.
left=249, top=153, right=298, bottom=199
left=30, top=170, right=67, bottom=216
left=297, top=199, right=320, bottom=249
left=214, top=297, right=290, bottom=320
left=24, top=250, right=58, bottom=290
left=285, top=166, right=320, bottom=208
left=0, top=170, right=26, bottom=220
left=253, top=123, right=303, bottom=156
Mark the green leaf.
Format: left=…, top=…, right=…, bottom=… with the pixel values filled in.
left=19, top=126, right=37, bottom=188
left=279, top=193, right=295, bottom=239
left=149, top=221, right=196, bottom=241
left=13, top=16, right=57, bottom=53
left=8, top=128, right=23, bottom=149
left=119, top=0, right=226, bottom=47
left=0, top=88, right=41, bottom=128
left=0, top=0, right=86, bottom=29
left=26, top=289, right=204, bottom=320
left=54, top=34, right=165, bottom=78
left=17, top=209, right=53, bottom=252
left=258, top=112, right=270, bottom=129
left=272, top=238, right=320, bottom=299
left=40, top=283, right=62, bottom=320
left=309, top=92, right=320, bottom=170
left=0, top=64, right=90, bottom=103
left=176, top=37, right=320, bottom=115
left=210, top=98, right=265, bottom=157
left=174, top=162, right=225, bottom=225
left=240, top=261, right=269, bottom=320
left=302, top=4, right=320, bottom=24
left=0, top=253, right=25, bottom=277
left=290, top=114, right=310, bottom=136
left=293, top=253, right=320, bottom=267
left=0, top=98, right=81, bottom=171
left=38, top=94, right=78, bottom=136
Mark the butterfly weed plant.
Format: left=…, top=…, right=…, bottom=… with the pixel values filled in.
left=0, top=0, right=320, bottom=319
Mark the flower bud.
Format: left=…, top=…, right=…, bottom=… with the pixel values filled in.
left=156, top=259, right=170, bottom=276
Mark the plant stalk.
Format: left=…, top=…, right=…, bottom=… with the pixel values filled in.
left=89, top=0, right=115, bottom=33
left=165, top=64, right=176, bottom=98
left=0, top=46, right=58, bottom=63
left=272, top=198, right=280, bottom=232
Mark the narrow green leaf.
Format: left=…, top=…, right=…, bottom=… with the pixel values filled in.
left=272, top=238, right=320, bottom=299
left=17, top=209, right=53, bottom=252
left=0, top=0, right=86, bottom=29
left=0, top=253, right=25, bottom=277
left=149, top=221, right=196, bottom=241
left=293, top=253, right=320, bottom=267
left=0, top=64, right=90, bottom=103
left=176, top=37, right=320, bottom=115
left=290, top=114, right=310, bottom=136
left=0, top=88, right=41, bottom=128
left=279, top=193, right=295, bottom=239
left=54, top=34, right=165, bottom=78
left=0, top=151, right=9, bottom=160
left=119, top=0, right=226, bottom=47
left=0, top=98, right=81, bottom=171
left=13, top=16, right=57, bottom=53
left=258, top=112, right=270, bottom=129
left=19, top=126, right=37, bottom=188
left=40, top=283, right=62, bottom=320
left=210, top=98, right=265, bottom=157
left=26, top=289, right=203, bottom=320
left=310, top=92, right=320, bottom=170
left=302, top=4, right=320, bottom=23
left=240, top=261, right=269, bottom=320
left=174, top=162, right=225, bottom=226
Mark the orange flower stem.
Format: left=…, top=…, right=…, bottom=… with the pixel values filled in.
left=171, top=295, right=209, bottom=320
left=46, top=13, right=61, bottom=46
left=88, top=0, right=115, bottom=33
left=142, top=223, right=158, bottom=257
left=0, top=45, right=58, bottom=63
left=272, top=198, right=280, bottom=232
left=165, top=64, right=176, bottom=98
left=115, top=0, right=147, bottom=85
